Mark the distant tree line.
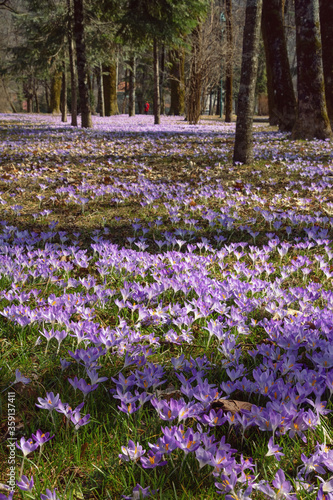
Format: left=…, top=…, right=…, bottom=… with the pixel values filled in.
left=1, top=0, right=332, bottom=163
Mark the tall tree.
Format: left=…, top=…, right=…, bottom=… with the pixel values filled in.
left=128, top=53, right=136, bottom=116
left=187, top=24, right=203, bottom=124
left=61, top=60, right=67, bottom=122
left=103, top=58, right=119, bottom=116
left=319, top=0, right=333, bottom=125
left=261, top=0, right=296, bottom=131
left=96, top=63, right=105, bottom=116
left=292, top=0, right=331, bottom=140
left=67, top=0, right=78, bottom=125
left=224, top=0, right=233, bottom=123
left=233, top=0, right=263, bottom=165
left=153, top=38, right=160, bottom=124
left=187, top=3, right=225, bottom=124
left=50, top=72, right=62, bottom=114
left=169, top=47, right=185, bottom=115
left=73, top=0, right=92, bottom=128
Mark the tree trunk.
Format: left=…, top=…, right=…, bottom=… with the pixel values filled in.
left=50, top=72, right=62, bottom=114
left=187, top=25, right=203, bottom=125
left=61, top=62, right=67, bottom=122
left=265, top=48, right=279, bottom=126
left=233, top=0, right=263, bottom=165
left=73, top=0, right=92, bottom=128
left=128, top=54, right=136, bottom=117
left=319, top=0, right=333, bottom=125
left=87, top=67, right=94, bottom=113
left=44, top=80, right=50, bottom=112
left=121, top=69, right=128, bottom=114
left=160, top=44, right=165, bottom=115
left=97, top=63, right=105, bottom=116
left=153, top=38, right=160, bottom=125
left=169, top=48, right=185, bottom=115
left=0, top=76, right=17, bottom=112
left=27, top=97, right=32, bottom=113
left=261, top=0, right=296, bottom=131
left=292, top=0, right=331, bottom=139
left=103, top=59, right=119, bottom=116
left=32, top=78, right=39, bottom=113
left=225, top=0, right=233, bottom=122
left=67, top=0, right=78, bottom=126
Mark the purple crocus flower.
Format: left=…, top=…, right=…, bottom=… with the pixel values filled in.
left=86, top=368, right=108, bottom=385
left=59, top=358, right=71, bottom=371
left=122, top=483, right=157, bottom=499
left=140, top=451, right=167, bottom=469
left=16, top=437, right=39, bottom=457
left=271, top=469, right=296, bottom=499
left=266, top=437, right=284, bottom=461
left=31, top=430, right=54, bottom=446
left=119, top=440, right=146, bottom=462
left=0, top=492, right=14, bottom=500
left=195, top=446, right=214, bottom=469
left=17, top=475, right=34, bottom=492
left=68, top=376, right=99, bottom=397
left=36, top=392, right=61, bottom=412
left=40, top=488, right=60, bottom=500
left=70, top=410, right=90, bottom=431
left=215, top=470, right=238, bottom=494
left=14, top=369, right=30, bottom=385
left=200, top=408, right=227, bottom=427
left=56, top=401, right=84, bottom=420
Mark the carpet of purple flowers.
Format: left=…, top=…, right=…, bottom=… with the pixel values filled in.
left=1, top=113, right=333, bottom=499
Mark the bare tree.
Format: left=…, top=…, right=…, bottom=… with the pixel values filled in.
left=186, top=3, right=225, bottom=124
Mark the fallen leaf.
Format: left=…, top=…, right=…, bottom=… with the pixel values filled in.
left=211, top=399, right=253, bottom=415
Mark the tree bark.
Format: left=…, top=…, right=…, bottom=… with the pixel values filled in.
left=44, top=80, right=50, bottom=113
left=187, top=24, right=203, bottom=125
left=1, top=76, right=17, bottom=112
left=233, top=0, right=263, bottom=165
left=73, top=0, right=92, bottom=128
left=153, top=38, right=160, bottom=125
left=292, top=0, right=331, bottom=139
left=261, top=0, right=296, bottom=131
left=224, top=0, right=233, bottom=122
left=128, top=54, right=136, bottom=117
left=265, top=47, right=279, bottom=126
left=169, top=48, right=185, bottom=115
left=103, top=59, right=119, bottom=116
left=50, top=72, right=62, bottom=114
left=67, top=0, right=78, bottom=126
left=33, top=78, right=40, bottom=113
left=160, top=44, right=165, bottom=115
left=319, top=0, right=333, bottom=125
left=97, top=63, right=105, bottom=116
left=61, top=61, right=67, bottom=122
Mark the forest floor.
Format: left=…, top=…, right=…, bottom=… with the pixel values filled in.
left=0, top=113, right=333, bottom=500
